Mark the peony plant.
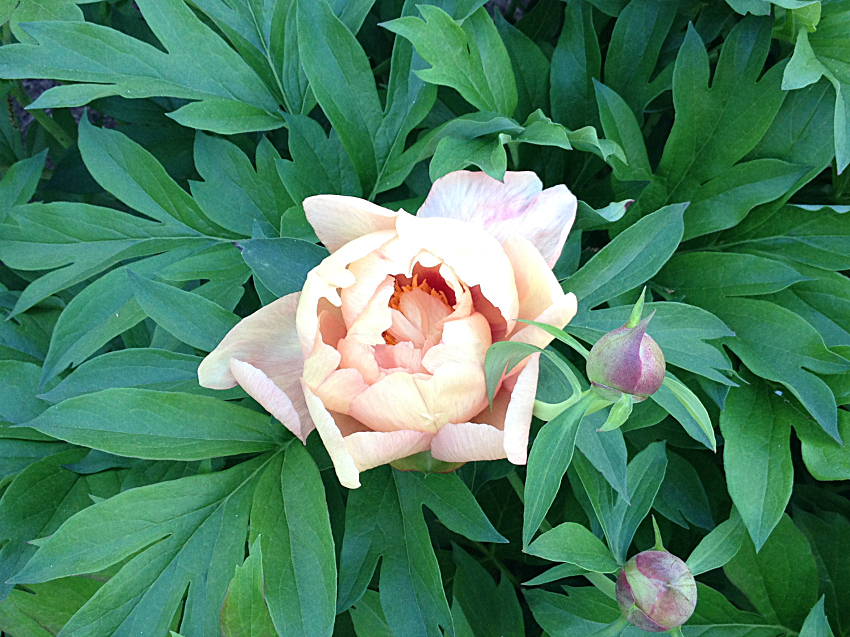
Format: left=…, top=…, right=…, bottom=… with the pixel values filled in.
left=199, top=170, right=578, bottom=488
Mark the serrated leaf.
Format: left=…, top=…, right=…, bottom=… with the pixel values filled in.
left=452, top=545, right=524, bottom=637
left=27, top=388, right=283, bottom=460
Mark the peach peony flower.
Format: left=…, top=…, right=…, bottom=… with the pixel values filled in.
left=199, top=171, right=578, bottom=488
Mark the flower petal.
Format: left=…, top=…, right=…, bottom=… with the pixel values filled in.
left=304, top=195, right=401, bottom=253
left=228, top=359, right=307, bottom=441
left=503, top=235, right=564, bottom=325
left=502, top=352, right=539, bottom=464
left=198, top=293, right=312, bottom=432
left=349, top=372, right=436, bottom=433
left=430, top=422, right=506, bottom=462
left=511, top=292, right=578, bottom=349
left=301, top=379, right=361, bottom=488
left=396, top=213, right=519, bottom=329
left=417, top=171, right=577, bottom=266
left=345, top=430, right=434, bottom=472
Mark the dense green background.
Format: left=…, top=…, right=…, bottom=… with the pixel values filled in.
left=0, top=0, right=847, bottom=635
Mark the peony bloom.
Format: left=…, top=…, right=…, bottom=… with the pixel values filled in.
left=199, top=171, right=578, bottom=488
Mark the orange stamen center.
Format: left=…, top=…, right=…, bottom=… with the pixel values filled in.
left=383, top=274, right=451, bottom=345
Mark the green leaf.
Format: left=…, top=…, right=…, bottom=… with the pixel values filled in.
left=724, top=514, right=818, bottom=632
left=794, top=410, right=850, bottom=481
left=297, top=0, right=382, bottom=193
left=10, top=453, right=275, bottom=636
left=572, top=441, right=668, bottom=564
left=40, top=349, right=237, bottom=404
left=0, top=0, right=282, bottom=130
left=562, top=203, right=685, bottom=308
left=239, top=237, right=329, bottom=299
left=681, top=159, right=807, bottom=240
left=594, top=81, right=652, bottom=181
left=452, top=545, right=524, bottom=637
left=494, top=10, right=549, bottom=121
left=655, top=252, right=807, bottom=305
left=190, top=133, right=289, bottom=238
left=0, top=448, right=121, bottom=601
left=168, top=99, right=284, bottom=135
left=550, top=0, right=600, bottom=131
left=0, top=360, right=52, bottom=424
left=575, top=410, right=629, bottom=503
left=687, top=583, right=786, bottom=636
left=524, top=587, right=622, bottom=637
left=28, top=389, right=283, bottom=460
left=567, top=302, right=735, bottom=385
left=220, top=538, right=276, bottom=637
left=526, top=522, right=620, bottom=573
left=0, top=577, right=104, bottom=637
left=603, top=0, right=676, bottom=114
left=686, top=514, right=747, bottom=576
left=0, top=151, right=46, bottom=223
left=799, top=598, right=836, bottom=637
left=715, top=297, right=850, bottom=441
left=654, top=450, right=714, bottom=530
left=336, top=466, right=454, bottom=637
left=721, top=375, right=795, bottom=550
left=523, top=392, right=597, bottom=547
left=659, top=374, right=717, bottom=451
left=484, top=341, right=541, bottom=407
left=0, top=439, right=72, bottom=486
left=383, top=6, right=517, bottom=116
left=350, top=591, right=394, bottom=637
left=430, top=134, right=507, bottom=181
left=628, top=19, right=786, bottom=226
left=249, top=443, right=336, bottom=637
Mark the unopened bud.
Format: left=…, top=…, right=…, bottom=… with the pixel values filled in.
left=586, top=313, right=665, bottom=402
left=616, top=550, right=697, bottom=632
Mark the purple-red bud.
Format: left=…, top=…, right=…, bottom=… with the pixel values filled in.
left=586, top=315, right=665, bottom=402
left=616, top=550, right=697, bottom=632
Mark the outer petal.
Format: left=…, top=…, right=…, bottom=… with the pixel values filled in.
left=229, top=360, right=307, bottom=441
left=304, top=195, right=401, bottom=253
left=396, top=213, right=519, bottom=329
left=501, top=353, right=539, bottom=464
left=301, top=380, right=361, bottom=488
left=417, top=171, right=577, bottom=266
left=511, top=292, right=578, bottom=349
left=430, top=422, right=506, bottom=462
left=198, top=293, right=312, bottom=434
left=345, top=430, right=434, bottom=472
left=503, top=235, right=564, bottom=325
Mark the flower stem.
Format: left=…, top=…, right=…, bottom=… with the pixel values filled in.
left=11, top=84, right=73, bottom=149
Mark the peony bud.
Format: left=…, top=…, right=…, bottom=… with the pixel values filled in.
left=616, top=550, right=698, bottom=632
left=586, top=312, right=665, bottom=402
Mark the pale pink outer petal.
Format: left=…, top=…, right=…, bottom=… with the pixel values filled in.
left=304, top=195, right=401, bottom=253
left=301, top=379, right=361, bottom=489
left=511, top=292, right=578, bottom=349
left=395, top=213, right=519, bottom=329
left=430, top=423, right=506, bottom=462
left=229, top=360, right=307, bottom=441
left=417, top=171, right=577, bottom=266
left=501, top=353, right=539, bottom=464
left=503, top=235, right=564, bottom=325
left=198, top=293, right=313, bottom=436
left=345, top=430, right=434, bottom=472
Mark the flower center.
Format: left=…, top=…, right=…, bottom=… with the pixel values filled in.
left=383, top=270, right=453, bottom=346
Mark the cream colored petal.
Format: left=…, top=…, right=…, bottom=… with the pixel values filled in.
left=503, top=234, right=563, bottom=325
left=229, top=359, right=309, bottom=442
left=296, top=230, right=397, bottom=357
left=345, top=430, right=434, bottom=472
left=417, top=170, right=577, bottom=267
left=349, top=372, right=436, bottom=433
left=301, top=380, right=361, bottom=489
left=396, top=213, right=519, bottom=329
left=399, top=288, right=452, bottom=341
left=415, top=362, right=489, bottom=431
left=374, top=342, right=426, bottom=374
left=502, top=353, right=539, bottom=464
left=304, top=195, right=402, bottom=253
left=421, top=312, right=492, bottom=372
left=337, top=337, right=382, bottom=385
left=510, top=292, right=578, bottom=349
left=430, top=422, right=506, bottom=462
left=388, top=308, right=425, bottom=347
left=302, top=333, right=342, bottom=390
left=345, top=276, right=395, bottom=345
left=198, top=293, right=312, bottom=430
